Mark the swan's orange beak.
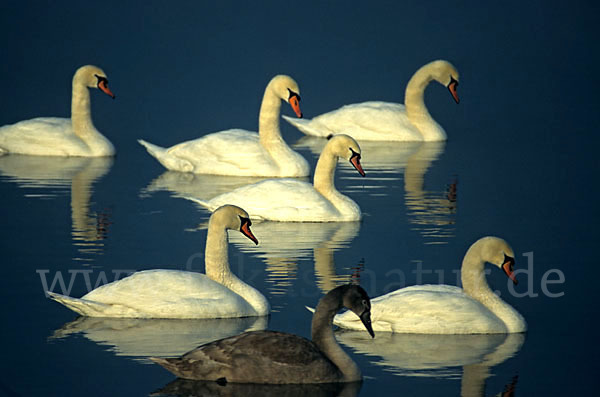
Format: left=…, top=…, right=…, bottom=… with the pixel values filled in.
left=447, top=77, right=459, bottom=104
left=98, top=80, right=115, bottom=99
left=350, top=151, right=366, bottom=177
left=502, top=256, right=517, bottom=285
left=240, top=220, right=258, bottom=245
left=289, top=95, right=303, bottom=118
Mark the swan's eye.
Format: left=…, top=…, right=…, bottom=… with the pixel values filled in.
left=503, top=254, right=514, bottom=269
left=287, top=88, right=301, bottom=102
left=239, top=216, right=251, bottom=227
left=95, top=74, right=109, bottom=87
left=449, top=76, right=458, bottom=87
left=349, top=147, right=360, bottom=160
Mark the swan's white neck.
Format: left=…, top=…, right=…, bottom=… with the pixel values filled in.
left=204, top=222, right=269, bottom=316
left=70, top=76, right=114, bottom=156
left=257, top=83, right=306, bottom=175
left=311, top=293, right=361, bottom=382
left=461, top=246, right=526, bottom=332
left=313, top=146, right=360, bottom=220
left=404, top=67, right=446, bottom=141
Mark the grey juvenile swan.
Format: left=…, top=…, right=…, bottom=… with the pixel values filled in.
left=151, top=284, right=374, bottom=384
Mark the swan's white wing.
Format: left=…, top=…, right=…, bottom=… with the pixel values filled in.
left=162, top=130, right=272, bottom=174
left=335, top=285, right=507, bottom=334
left=287, top=102, right=423, bottom=141
left=0, top=117, right=87, bottom=155
left=206, top=179, right=340, bottom=222
left=75, top=270, right=257, bottom=318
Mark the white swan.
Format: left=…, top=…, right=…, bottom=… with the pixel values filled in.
left=138, top=75, right=309, bottom=177
left=329, top=237, right=527, bottom=334
left=47, top=205, right=270, bottom=318
left=151, top=284, right=374, bottom=383
left=283, top=60, right=459, bottom=141
left=0, top=65, right=116, bottom=156
left=187, top=134, right=365, bottom=222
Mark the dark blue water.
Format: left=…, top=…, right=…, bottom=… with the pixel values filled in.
left=1, top=1, right=598, bottom=396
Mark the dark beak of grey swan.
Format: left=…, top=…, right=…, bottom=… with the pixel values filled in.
left=360, top=310, right=375, bottom=338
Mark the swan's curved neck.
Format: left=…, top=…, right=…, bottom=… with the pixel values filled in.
left=461, top=246, right=525, bottom=332
left=70, top=78, right=113, bottom=155
left=257, top=84, right=303, bottom=174
left=404, top=67, right=446, bottom=141
left=313, top=148, right=359, bottom=217
left=204, top=223, right=269, bottom=315
left=71, top=81, right=97, bottom=138
left=258, top=85, right=284, bottom=144
left=311, top=292, right=361, bottom=382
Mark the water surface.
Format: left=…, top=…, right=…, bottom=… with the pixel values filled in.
left=1, top=1, right=598, bottom=396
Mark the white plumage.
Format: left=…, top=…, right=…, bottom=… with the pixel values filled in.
left=187, top=135, right=365, bottom=222
left=0, top=65, right=115, bottom=157
left=327, top=237, right=527, bottom=334
left=138, top=75, right=309, bottom=176
left=284, top=60, right=459, bottom=142
left=48, top=205, right=270, bottom=318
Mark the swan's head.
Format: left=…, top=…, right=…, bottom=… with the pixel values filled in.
left=73, top=65, right=115, bottom=99
left=211, top=205, right=258, bottom=245
left=475, top=236, right=517, bottom=285
left=269, top=75, right=302, bottom=118
left=426, top=60, right=460, bottom=104
left=326, top=134, right=366, bottom=177
left=341, top=284, right=374, bottom=338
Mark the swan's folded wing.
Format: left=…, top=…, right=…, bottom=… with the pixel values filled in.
left=0, top=118, right=78, bottom=155
left=206, top=179, right=339, bottom=221
left=177, top=331, right=338, bottom=383
left=336, top=285, right=506, bottom=334
left=81, top=270, right=257, bottom=318
left=309, top=102, right=421, bottom=141
left=165, top=129, right=280, bottom=173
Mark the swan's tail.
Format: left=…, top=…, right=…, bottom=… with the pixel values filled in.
left=150, top=357, right=184, bottom=376
left=47, top=291, right=110, bottom=317
left=305, top=305, right=316, bottom=313
left=138, top=139, right=194, bottom=172
left=282, top=115, right=330, bottom=138
left=183, top=196, right=216, bottom=212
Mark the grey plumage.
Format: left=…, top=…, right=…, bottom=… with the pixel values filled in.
left=151, top=284, right=374, bottom=384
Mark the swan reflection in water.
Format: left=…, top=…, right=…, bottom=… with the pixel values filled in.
left=403, top=141, right=457, bottom=245
left=229, top=221, right=360, bottom=298
left=140, top=171, right=271, bottom=202
left=0, top=155, right=113, bottom=260
left=337, top=331, right=523, bottom=396
left=294, top=138, right=456, bottom=245
left=142, top=171, right=360, bottom=302
left=152, top=378, right=361, bottom=397
left=50, top=316, right=267, bottom=363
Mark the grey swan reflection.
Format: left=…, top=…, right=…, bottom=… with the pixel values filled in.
left=50, top=316, right=267, bottom=363
left=0, top=155, right=113, bottom=258
left=294, top=138, right=456, bottom=244
left=151, top=285, right=374, bottom=384
left=336, top=331, right=523, bottom=396
left=152, top=378, right=361, bottom=397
